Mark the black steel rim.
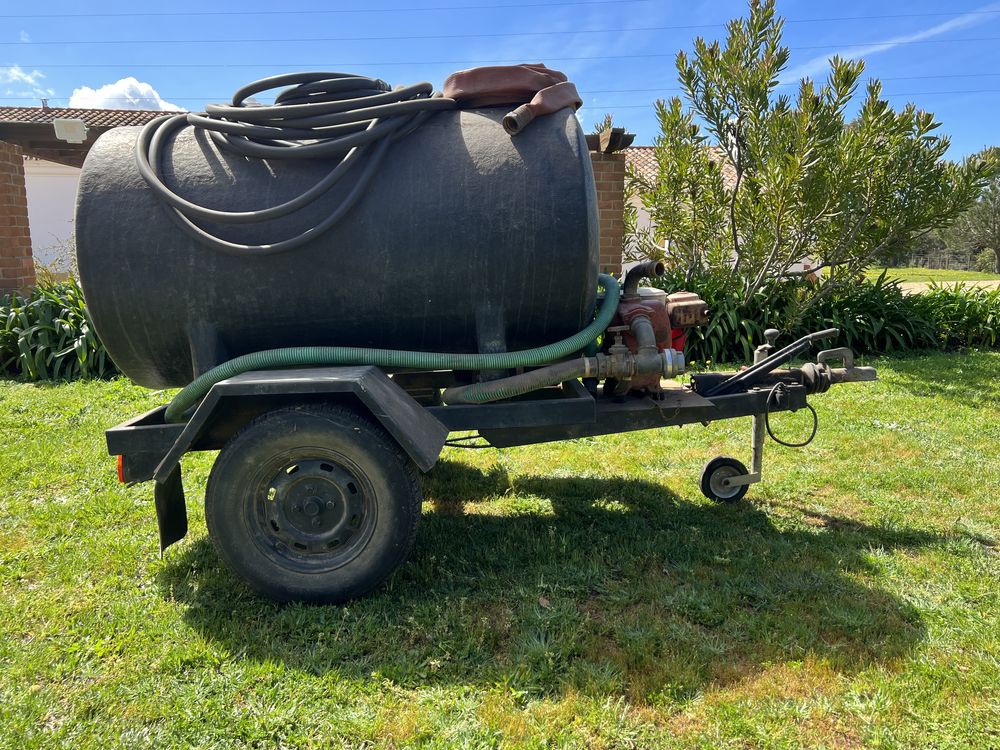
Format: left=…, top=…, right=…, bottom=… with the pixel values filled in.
left=245, top=448, right=377, bottom=573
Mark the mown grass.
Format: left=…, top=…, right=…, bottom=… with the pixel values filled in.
left=1, top=352, right=999, bottom=748
left=865, top=266, right=1000, bottom=283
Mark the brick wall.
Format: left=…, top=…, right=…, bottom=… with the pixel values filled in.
left=590, top=151, right=626, bottom=276
left=0, top=141, right=35, bottom=292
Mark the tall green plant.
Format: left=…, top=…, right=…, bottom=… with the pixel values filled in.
left=797, top=273, right=938, bottom=354
left=912, top=283, right=1000, bottom=349
left=632, top=0, right=998, bottom=305
left=1, top=279, right=116, bottom=381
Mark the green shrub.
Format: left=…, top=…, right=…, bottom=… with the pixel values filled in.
left=0, top=279, right=116, bottom=381
left=652, top=268, right=995, bottom=363
left=797, top=273, right=938, bottom=354
left=912, top=283, right=1000, bottom=349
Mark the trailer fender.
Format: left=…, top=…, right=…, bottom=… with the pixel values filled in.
left=152, top=366, right=449, bottom=484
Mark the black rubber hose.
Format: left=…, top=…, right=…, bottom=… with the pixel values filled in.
left=764, top=382, right=818, bottom=448
left=135, top=72, right=456, bottom=255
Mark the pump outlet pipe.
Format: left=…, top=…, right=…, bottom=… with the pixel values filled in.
left=163, top=274, right=621, bottom=422
left=621, top=260, right=665, bottom=298
left=441, top=311, right=686, bottom=405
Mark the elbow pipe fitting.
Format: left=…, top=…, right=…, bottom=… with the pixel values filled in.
left=502, top=104, right=535, bottom=135
left=628, top=315, right=658, bottom=352
left=622, top=260, right=665, bottom=298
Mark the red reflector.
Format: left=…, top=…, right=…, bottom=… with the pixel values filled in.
left=116, top=455, right=125, bottom=483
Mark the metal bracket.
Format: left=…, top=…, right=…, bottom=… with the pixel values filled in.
left=153, top=463, right=187, bottom=555
left=817, top=347, right=854, bottom=368
left=720, top=471, right=761, bottom=489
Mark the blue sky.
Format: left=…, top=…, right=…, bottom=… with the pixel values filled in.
left=2, top=0, right=1000, bottom=157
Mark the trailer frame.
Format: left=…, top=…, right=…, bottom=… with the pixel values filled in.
left=107, top=365, right=814, bottom=554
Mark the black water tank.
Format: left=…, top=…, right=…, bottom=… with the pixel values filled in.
left=75, top=107, right=599, bottom=388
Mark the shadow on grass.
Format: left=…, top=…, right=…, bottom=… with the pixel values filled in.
left=158, top=459, right=934, bottom=701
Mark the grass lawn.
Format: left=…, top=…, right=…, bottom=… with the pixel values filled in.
left=2, top=352, right=999, bottom=748
left=865, top=266, right=1000, bottom=283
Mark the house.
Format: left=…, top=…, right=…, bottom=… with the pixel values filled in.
left=23, top=157, right=81, bottom=268
left=0, top=106, right=167, bottom=289
left=623, top=145, right=819, bottom=277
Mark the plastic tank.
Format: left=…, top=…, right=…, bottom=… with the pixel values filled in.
left=75, top=107, right=599, bottom=388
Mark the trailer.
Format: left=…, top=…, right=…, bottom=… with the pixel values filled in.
left=107, top=328, right=874, bottom=603
left=76, top=68, right=876, bottom=602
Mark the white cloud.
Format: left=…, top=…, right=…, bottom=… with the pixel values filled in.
left=783, top=2, right=1000, bottom=82
left=0, top=64, right=52, bottom=99
left=19, top=30, right=30, bottom=43
left=1, top=64, right=44, bottom=87
left=68, top=77, right=183, bottom=111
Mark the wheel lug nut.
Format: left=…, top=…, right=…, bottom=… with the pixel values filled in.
left=326, top=501, right=335, bottom=509
left=311, top=518, right=321, bottom=527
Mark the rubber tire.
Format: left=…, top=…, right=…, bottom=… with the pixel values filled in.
left=700, top=456, right=750, bottom=504
left=205, top=403, right=421, bottom=603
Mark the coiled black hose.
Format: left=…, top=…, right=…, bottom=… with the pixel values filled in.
left=135, top=72, right=456, bottom=255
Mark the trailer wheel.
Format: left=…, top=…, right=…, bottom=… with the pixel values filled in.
left=204, top=403, right=421, bottom=603
left=700, top=456, right=749, bottom=503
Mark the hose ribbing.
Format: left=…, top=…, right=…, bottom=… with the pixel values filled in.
left=163, top=274, right=620, bottom=423
left=442, top=358, right=587, bottom=404
left=135, top=72, right=455, bottom=255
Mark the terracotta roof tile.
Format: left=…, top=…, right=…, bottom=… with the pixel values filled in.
left=624, top=144, right=737, bottom=191
left=624, top=145, right=658, bottom=183
left=0, top=106, right=173, bottom=128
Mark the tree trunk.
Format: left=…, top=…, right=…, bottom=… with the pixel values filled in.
left=995, top=248, right=1000, bottom=274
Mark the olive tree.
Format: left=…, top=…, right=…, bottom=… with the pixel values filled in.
left=630, top=0, right=998, bottom=303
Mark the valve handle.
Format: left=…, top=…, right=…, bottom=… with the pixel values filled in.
left=606, top=325, right=629, bottom=347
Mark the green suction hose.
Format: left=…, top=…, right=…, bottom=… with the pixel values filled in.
left=164, top=273, right=619, bottom=422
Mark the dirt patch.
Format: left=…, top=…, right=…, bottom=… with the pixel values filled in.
left=899, top=280, right=1000, bottom=294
